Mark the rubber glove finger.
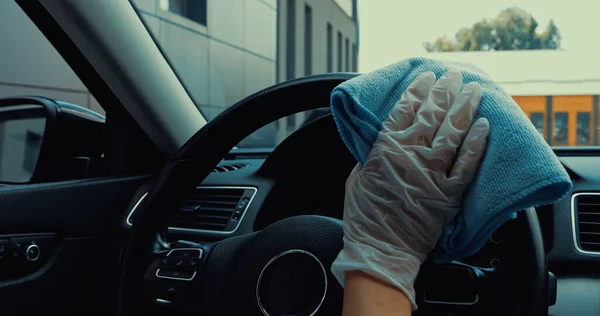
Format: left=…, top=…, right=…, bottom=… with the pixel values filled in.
left=448, top=118, right=490, bottom=184
left=382, top=72, right=436, bottom=133
left=431, top=82, right=482, bottom=165
left=406, top=70, right=463, bottom=147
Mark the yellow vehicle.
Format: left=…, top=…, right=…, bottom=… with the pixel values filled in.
left=425, top=50, right=600, bottom=146
left=514, top=95, right=595, bottom=146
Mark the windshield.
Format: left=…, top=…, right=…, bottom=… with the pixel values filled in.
left=131, top=0, right=597, bottom=148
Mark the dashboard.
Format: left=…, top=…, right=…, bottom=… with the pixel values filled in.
left=126, top=114, right=600, bottom=315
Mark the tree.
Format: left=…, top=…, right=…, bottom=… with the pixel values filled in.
left=423, top=7, right=561, bottom=52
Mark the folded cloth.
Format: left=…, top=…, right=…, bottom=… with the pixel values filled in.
left=330, top=57, right=573, bottom=262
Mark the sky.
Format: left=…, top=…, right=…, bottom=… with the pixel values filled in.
left=357, top=0, right=600, bottom=72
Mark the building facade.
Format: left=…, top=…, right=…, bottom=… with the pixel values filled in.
left=0, top=0, right=359, bottom=148
left=274, top=0, right=358, bottom=143
left=134, top=0, right=278, bottom=122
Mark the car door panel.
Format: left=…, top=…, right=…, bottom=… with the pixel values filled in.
left=1, top=237, right=108, bottom=314
left=0, top=175, right=150, bottom=315
left=0, top=176, right=149, bottom=236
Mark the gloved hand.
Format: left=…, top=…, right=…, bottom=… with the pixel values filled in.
left=331, top=70, right=490, bottom=310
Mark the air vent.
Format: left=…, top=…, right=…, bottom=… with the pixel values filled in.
left=170, top=186, right=257, bottom=232
left=574, top=193, right=600, bottom=252
left=212, top=164, right=248, bottom=173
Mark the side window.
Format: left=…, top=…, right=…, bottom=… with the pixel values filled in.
left=577, top=112, right=591, bottom=145
left=286, top=0, right=296, bottom=80
left=345, top=38, right=350, bottom=71
left=304, top=4, right=312, bottom=76
left=0, top=2, right=104, bottom=116
left=286, top=115, right=296, bottom=132
left=352, top=43, right=357, bottom=72
left=530, top=112, right=544, bottom=136
left=553, top=112, right=569, bottom=146
left=337, top=31, right=343, bottom=72
left=163, top=0, right=207, bottom=25
left=327, top=24, right=333, bottom=73
left=551, top=96, right=594, bottom=146
left=0, top=2, right=105, bottom=183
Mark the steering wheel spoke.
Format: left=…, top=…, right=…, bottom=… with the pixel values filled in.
left=141, top=244, right=216, bottom=312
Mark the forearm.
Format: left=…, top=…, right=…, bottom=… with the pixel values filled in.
left=342, top=270, right=412, bottom=316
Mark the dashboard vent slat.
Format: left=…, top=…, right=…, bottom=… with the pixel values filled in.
left=171, top=187, right=256, bottom=232
left=574, top=193, right=600, bottom=253
left=212, top=164, right=249, bottom=173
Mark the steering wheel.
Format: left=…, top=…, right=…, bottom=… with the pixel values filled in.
left=117, top=74, right=549, bottom=316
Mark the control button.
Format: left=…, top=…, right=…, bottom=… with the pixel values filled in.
left=181, top=258, right=200, bottom=271
left=11, top=235, right=56, bottom=263
left=156, top=270, right=196, bottom=281
left=159, top=257, right=177, bottom=269
left=0, top=239, right=8, bottom=261
left=173, top=257, right=186, bottom=268
left=159, top=257, right=200, bottom=271
left=25, top=244, right=41, bottom=262
left=490, top=258, right=501, bottom=267
left=168, top=248, right=202, bottom=259
left=232, top=198, right=250, bottom=221
left=8, top=239, right=23, bottom=260
left=232, top=209, right=243, bottom=221
left=155, top=283, right=179, bottom=300
left=238, top=198, right=249, bottom=209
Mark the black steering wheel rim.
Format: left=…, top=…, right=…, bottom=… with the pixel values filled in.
left=117, top=73, right=548, bottom=315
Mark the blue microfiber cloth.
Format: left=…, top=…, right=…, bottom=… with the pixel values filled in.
left=330, top=57, right=573, bottom=262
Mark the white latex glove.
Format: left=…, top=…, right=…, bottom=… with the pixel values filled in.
left=331, top=70, right=490, bottom=310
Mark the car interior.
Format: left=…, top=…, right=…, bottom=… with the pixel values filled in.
left=0, top=1, right=599, bottom=316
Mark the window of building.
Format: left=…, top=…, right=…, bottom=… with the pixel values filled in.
left=165, top=0, right=185, bottom=15
left=352, top=43, right=357, bottom=72
left=326, top=23, right=333, bottom=73
left=164, top=0, right=207, bottom=26
left=553, top=112, right=568, bottom=145
left=304, top=4, right=312, bottom=76
left=530, top=112, right=544, bottom=136
left=23, top=130, right=42, bottom=172
left=337, top=31, right=342, bottom=72
left=286, top=114, right=296, bottom=131
left=286, top=0, right=296, bottom=80
left=577, top=112, right=591, bottom=145
left=345, top=38, right=350, bottom=71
